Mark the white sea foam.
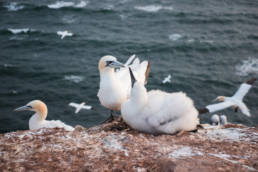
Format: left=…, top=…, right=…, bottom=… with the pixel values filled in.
left=48, top=1, right=88, bottom=9
left=8, top=28, right=31, bottom=34
left=169, top=34, right=182, bottom=41
left=236, top=58, right=258, bottom=76
left=135, top=5, right=173, bottom=13
left=64, top=75, right=84, bottom=83
left=4, top=2, right=24, bottom=11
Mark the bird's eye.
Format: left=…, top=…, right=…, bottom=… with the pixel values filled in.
left=106, top=61, right=113, bottom=66
left=27, top=105, right=32, bottom=108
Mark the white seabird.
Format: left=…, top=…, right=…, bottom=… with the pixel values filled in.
left=162, top=74, right=171, bottom=84
left=97, top=55, right=150, bottom=122
left=57, top=30, right=73, bottom=39
left=203, top=78, right=256, bottom=117
left=210, top=114, right=220, bottom=126
left=121, top=68, right=199, bottom=134
left=69, top=102, right=92, bottom=114
left=15, top=100, right=74, bottom=131
left=220, top=115, right=228, bottom=125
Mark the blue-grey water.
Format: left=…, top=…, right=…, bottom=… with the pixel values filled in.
left=0, top=0, right=258, bottom=133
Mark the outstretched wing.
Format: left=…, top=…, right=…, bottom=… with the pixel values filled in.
left=206, top=101, right=235, bottom=113
left=232, top=83, right=252, bottom=100
left=81, top=105, right=92, bottom=110
left=69, top=103, right=79, bottom=108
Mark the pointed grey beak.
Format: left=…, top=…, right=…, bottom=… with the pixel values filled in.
left=107, top=61, right=125, bottom=68
left=213, top=98, right=219, bottom=102
left=129, top=67, right=136, bottom=88
left=14, top=105, right=31, bottom=112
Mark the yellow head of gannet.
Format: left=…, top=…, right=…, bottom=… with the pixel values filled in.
left=15, top=100, right=74, bottom=131
left=98, top=55, right=125, bottom=73
left=214, top=96, right=225, bottom=102
left=15, top=100, right=48, bottom=121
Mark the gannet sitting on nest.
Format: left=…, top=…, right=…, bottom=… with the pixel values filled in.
left=15, top=100, right=74, bottom=131
left=199, top=78, right=256, bottom=117
left=210, top=114, right=228, bottom=126
left=121, top=68, right=199, bottom=134
left=98, top=55, right=150, bottom=122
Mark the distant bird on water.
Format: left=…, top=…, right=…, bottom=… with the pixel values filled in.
left=97, top=55, right=150, bottom=122
left=57, top=30, right=73, bottom=39
left=15, top=100, right=74, bottom=131
left=69, top=102, right=92, bottom=114
left=198, top=78, right=256, bottom=117
left=121, top=68, right=199, bottom=134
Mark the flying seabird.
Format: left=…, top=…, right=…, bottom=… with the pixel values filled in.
left=69, top=102, right=92, bottom=114
left=198, top=78, right=256, bottom=117
left=15, top=100, right=74, bottom=131
left=97, top=55, right=150, bottom=122
left=57, top=30, right=73, bottom=39
left=121, top=68, right=199, bottom=134
left=162, top=74, right=171, bottom=84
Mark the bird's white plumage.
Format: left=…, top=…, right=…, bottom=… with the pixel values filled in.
left=220, top=115, right=228, bottom=125
left=210, top=114, right=220, bottom=126
left=16, top=100, right=74, bottom=131
left=98, top=55, right=149, bottom=111
left=206, top=81, right=253, bottom=117
left=69, top=102, right=92, bottom=114
left=232, top=83, right=252, bottom=100
left=57, top=30, right=73, bottom=39
left=121, top=82, right=199, bottom=134
left=162, top=74, right=171, bottom=84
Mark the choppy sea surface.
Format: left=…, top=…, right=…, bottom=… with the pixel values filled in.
left=0, top=0, right=257, bottom=133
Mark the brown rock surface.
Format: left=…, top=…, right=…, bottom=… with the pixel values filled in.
left=0, top=117, right=258, bottom=172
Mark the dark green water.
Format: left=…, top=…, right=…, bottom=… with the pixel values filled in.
left=0, top=0, right=257, bottom=133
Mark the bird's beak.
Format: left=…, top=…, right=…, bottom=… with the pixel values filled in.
left=129, top=67, right=136, bottom=88
left=213, top=98, right=219, bottom=102
left=107, top=61, right=125, bottom=68
left=14, top=105, right=31, bottom=112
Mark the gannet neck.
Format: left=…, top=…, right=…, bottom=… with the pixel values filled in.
left=130, top=82, right=148, bottom=107
left=29, top=113, right=44, bottom=130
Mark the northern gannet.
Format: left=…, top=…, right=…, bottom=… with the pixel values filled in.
left=200, top=78, right=256, bottom=117
left=210, top=114, right=220, bottom=126
left=69, top=102, right=92, bottom=114
left=57, top=30, right=73, bottom=39
left=98, top=55, right=150, bottom=122
left=162, top=74, right=171, bottom=84
left=121, top=68, right=199, bottom=134
left=220, top=115, right=227, bottom=125
left=15, top=100, right=74, bottom=131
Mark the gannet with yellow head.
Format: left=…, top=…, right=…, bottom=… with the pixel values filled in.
left=98, top=55, right=150, bottom=122
left=15, top=100, right=74, bottom=131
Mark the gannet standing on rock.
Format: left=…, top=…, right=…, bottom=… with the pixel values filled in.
left=210, top=114, right=220, bottom=126
left=121, top=68, right=199, bottom=134
left=198, top=78, right=256, bottom=117
left=98, top=55, right=150, bottom=122
left=15, top=100, right=74, bottom=131
left=220, top=115, right=228, bottom=125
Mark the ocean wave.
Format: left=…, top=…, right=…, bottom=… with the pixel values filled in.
left=4, top=2, right=24, bottom=11
left=64, top=75, right=84, bottom=83
left=7, top=28, right=35, bottom=34
left=168, top=34, right=182, bottom=41
left=134, top=5, right=173, bottom=13
left=236, top=58, right=258, bottom=76
left=47, top=1, right=88, bottom=9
